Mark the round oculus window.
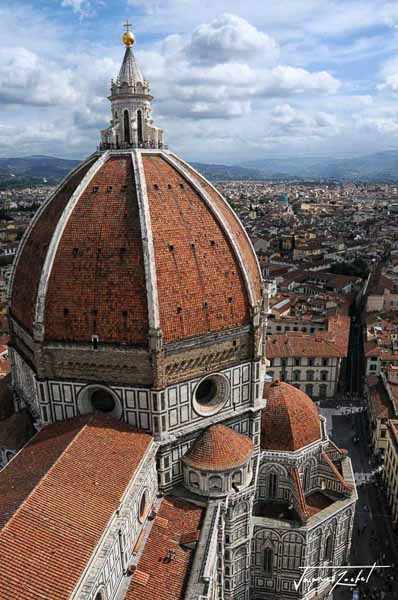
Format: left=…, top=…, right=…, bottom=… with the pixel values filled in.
left=77, top=385, right=123, bottom=419
left=192, top=373, right=229, bottom=416
left=91, top=389, right=115, bottom=413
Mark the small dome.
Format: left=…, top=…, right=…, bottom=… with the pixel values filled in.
left=183, top=424, right=253, bottom=471
left=261, top=381, right=321, bottom=452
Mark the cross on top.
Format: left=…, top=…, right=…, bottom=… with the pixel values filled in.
left=124, top=19, right=132, bottom=32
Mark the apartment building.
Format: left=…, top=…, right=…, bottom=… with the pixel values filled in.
left=266, top=315, right=350, bottom=399
left=383, top=420, right=398, bottom=525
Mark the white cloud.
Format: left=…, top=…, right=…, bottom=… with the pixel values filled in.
left=136, top=14, right=340, bottom=122
left=379, top=74, right=398, bottom=93
left=265, top=103, right=340, bottom=140
left=187, top=13, right=279, bottom=66
left=0, top=47, right=79, bottom=107
left=360, top=116, right=398, bottom=135
left=260, top=66, right=340, bottom=97
left=61, top=0, right=91, bottom=16
left=2, top=3, right=398, bottom=161
left=378, top=56, right=398, bottom=93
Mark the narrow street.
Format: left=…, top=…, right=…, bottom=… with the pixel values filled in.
left=319, top=397, right=398, bottom=599
left=315, top=297, right=398, bottom=597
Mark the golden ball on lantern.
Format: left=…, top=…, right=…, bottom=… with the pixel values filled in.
left=123, top=31, right=135, bottom=47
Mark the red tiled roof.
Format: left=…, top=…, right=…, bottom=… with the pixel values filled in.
left=266, top=315, right=350, bottom=359
left=292, top=467, right=309, bottom=523
left=0, top=411, right=35, bottom=452
left=183, top=424, right=253, bottom=471
left=143, top=155, right=252, bottom=342
left=305, top=492, right=333, bottom=516
left=10, top=158, right=97, bottom=332
left=44, top=156, right=148, bottom=344
left=364, top=341, right=380, bottom=357
left=369, top=379, right=395, bottom=419
left=11, top=152, right=261, bottom=346
left=173, top=157, right=262, bottom=304
left=126, top=496, right=204, bottom=600
left=261, top=381, right=321, bottom=451
left=321, top=452, right=353, bottom=493
left=0, top=416, right=152, bottom=600
left=368, top=272, right=398, bottom=295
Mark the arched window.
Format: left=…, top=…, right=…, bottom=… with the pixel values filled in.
left=232, top=470, right=242, bottom=486
left=319, top=384, right=327, bottom=398
left=282, top=532, right=303, bottom=569
left=268, top=472, right=277, bottom=498
left=94, top=593, right=103, bottom=600
left=124, top=110, right=130, bottom=144
left=139, top=490, right=148, bottom=522
left=325, top=534, right=333, bottom=561
left=209, top=475, right=223, bottom=492
left=293, top=370, right=300, bottom=382
left=306, top=370, right=314, bottom=381
left=264, top=547, right=273, bottom=576
left=189, top=471, right=200, bottom=488
left=137, top=109, right=143, bottom=144
left=303, top=466, right=311, bottom=492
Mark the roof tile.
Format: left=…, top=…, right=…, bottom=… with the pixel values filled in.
left=261, top=381, right=321, bottom=451
left=126, top=496, right=204, bottom=600
left=183, top=424, right=253, bottom=471
left=0, top=416, right=152, bottom=600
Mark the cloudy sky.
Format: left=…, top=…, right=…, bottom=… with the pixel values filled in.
left=2, top=0, right=398, bottom=163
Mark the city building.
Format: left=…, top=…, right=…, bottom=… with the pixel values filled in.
left=366, top=270, right=398, bottom=313
left=266, top=316, right=350, bottom=399
left=0, top=25, right=356, bottom=600
left=383, top=419, right=398, bottom=526
left=366, top=367, right=398, bottom=457
left=253, top=382, right=356, bottom=600
left=364, top=314, right=398, bottom=377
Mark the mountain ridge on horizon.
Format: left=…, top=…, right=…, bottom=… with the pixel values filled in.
left=1, top=150, right=398, bottom=184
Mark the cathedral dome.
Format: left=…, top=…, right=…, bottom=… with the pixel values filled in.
left=9, top=25, right=261, bottom=350
left=183, top=424, right=253, bottom=471
left=261, top=381, right=321, bottom=452
left=8, top=24, right=265, bottom=434
left=10, top=154, right=261, bottom=347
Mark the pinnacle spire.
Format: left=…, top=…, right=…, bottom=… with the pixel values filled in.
left=118, top=47, right=144, bottom=86
left=100, top=23, right=165, bottom=151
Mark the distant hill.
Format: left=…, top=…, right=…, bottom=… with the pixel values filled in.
left=2, top=150, right=398, bottom=186
left=191, top=162, right=263, bottom=181
left=0, top=156, right=263, bottom=187
left=240, top=151, right=398, bottom=181
left=0, top=156, right=80, bottom=187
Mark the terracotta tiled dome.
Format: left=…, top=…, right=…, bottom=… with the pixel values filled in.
left=261, top=381, right=321, bottom=452
left=183, top=424, right=253, bottom=471
left=10, top=152, right=261, bottom=346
